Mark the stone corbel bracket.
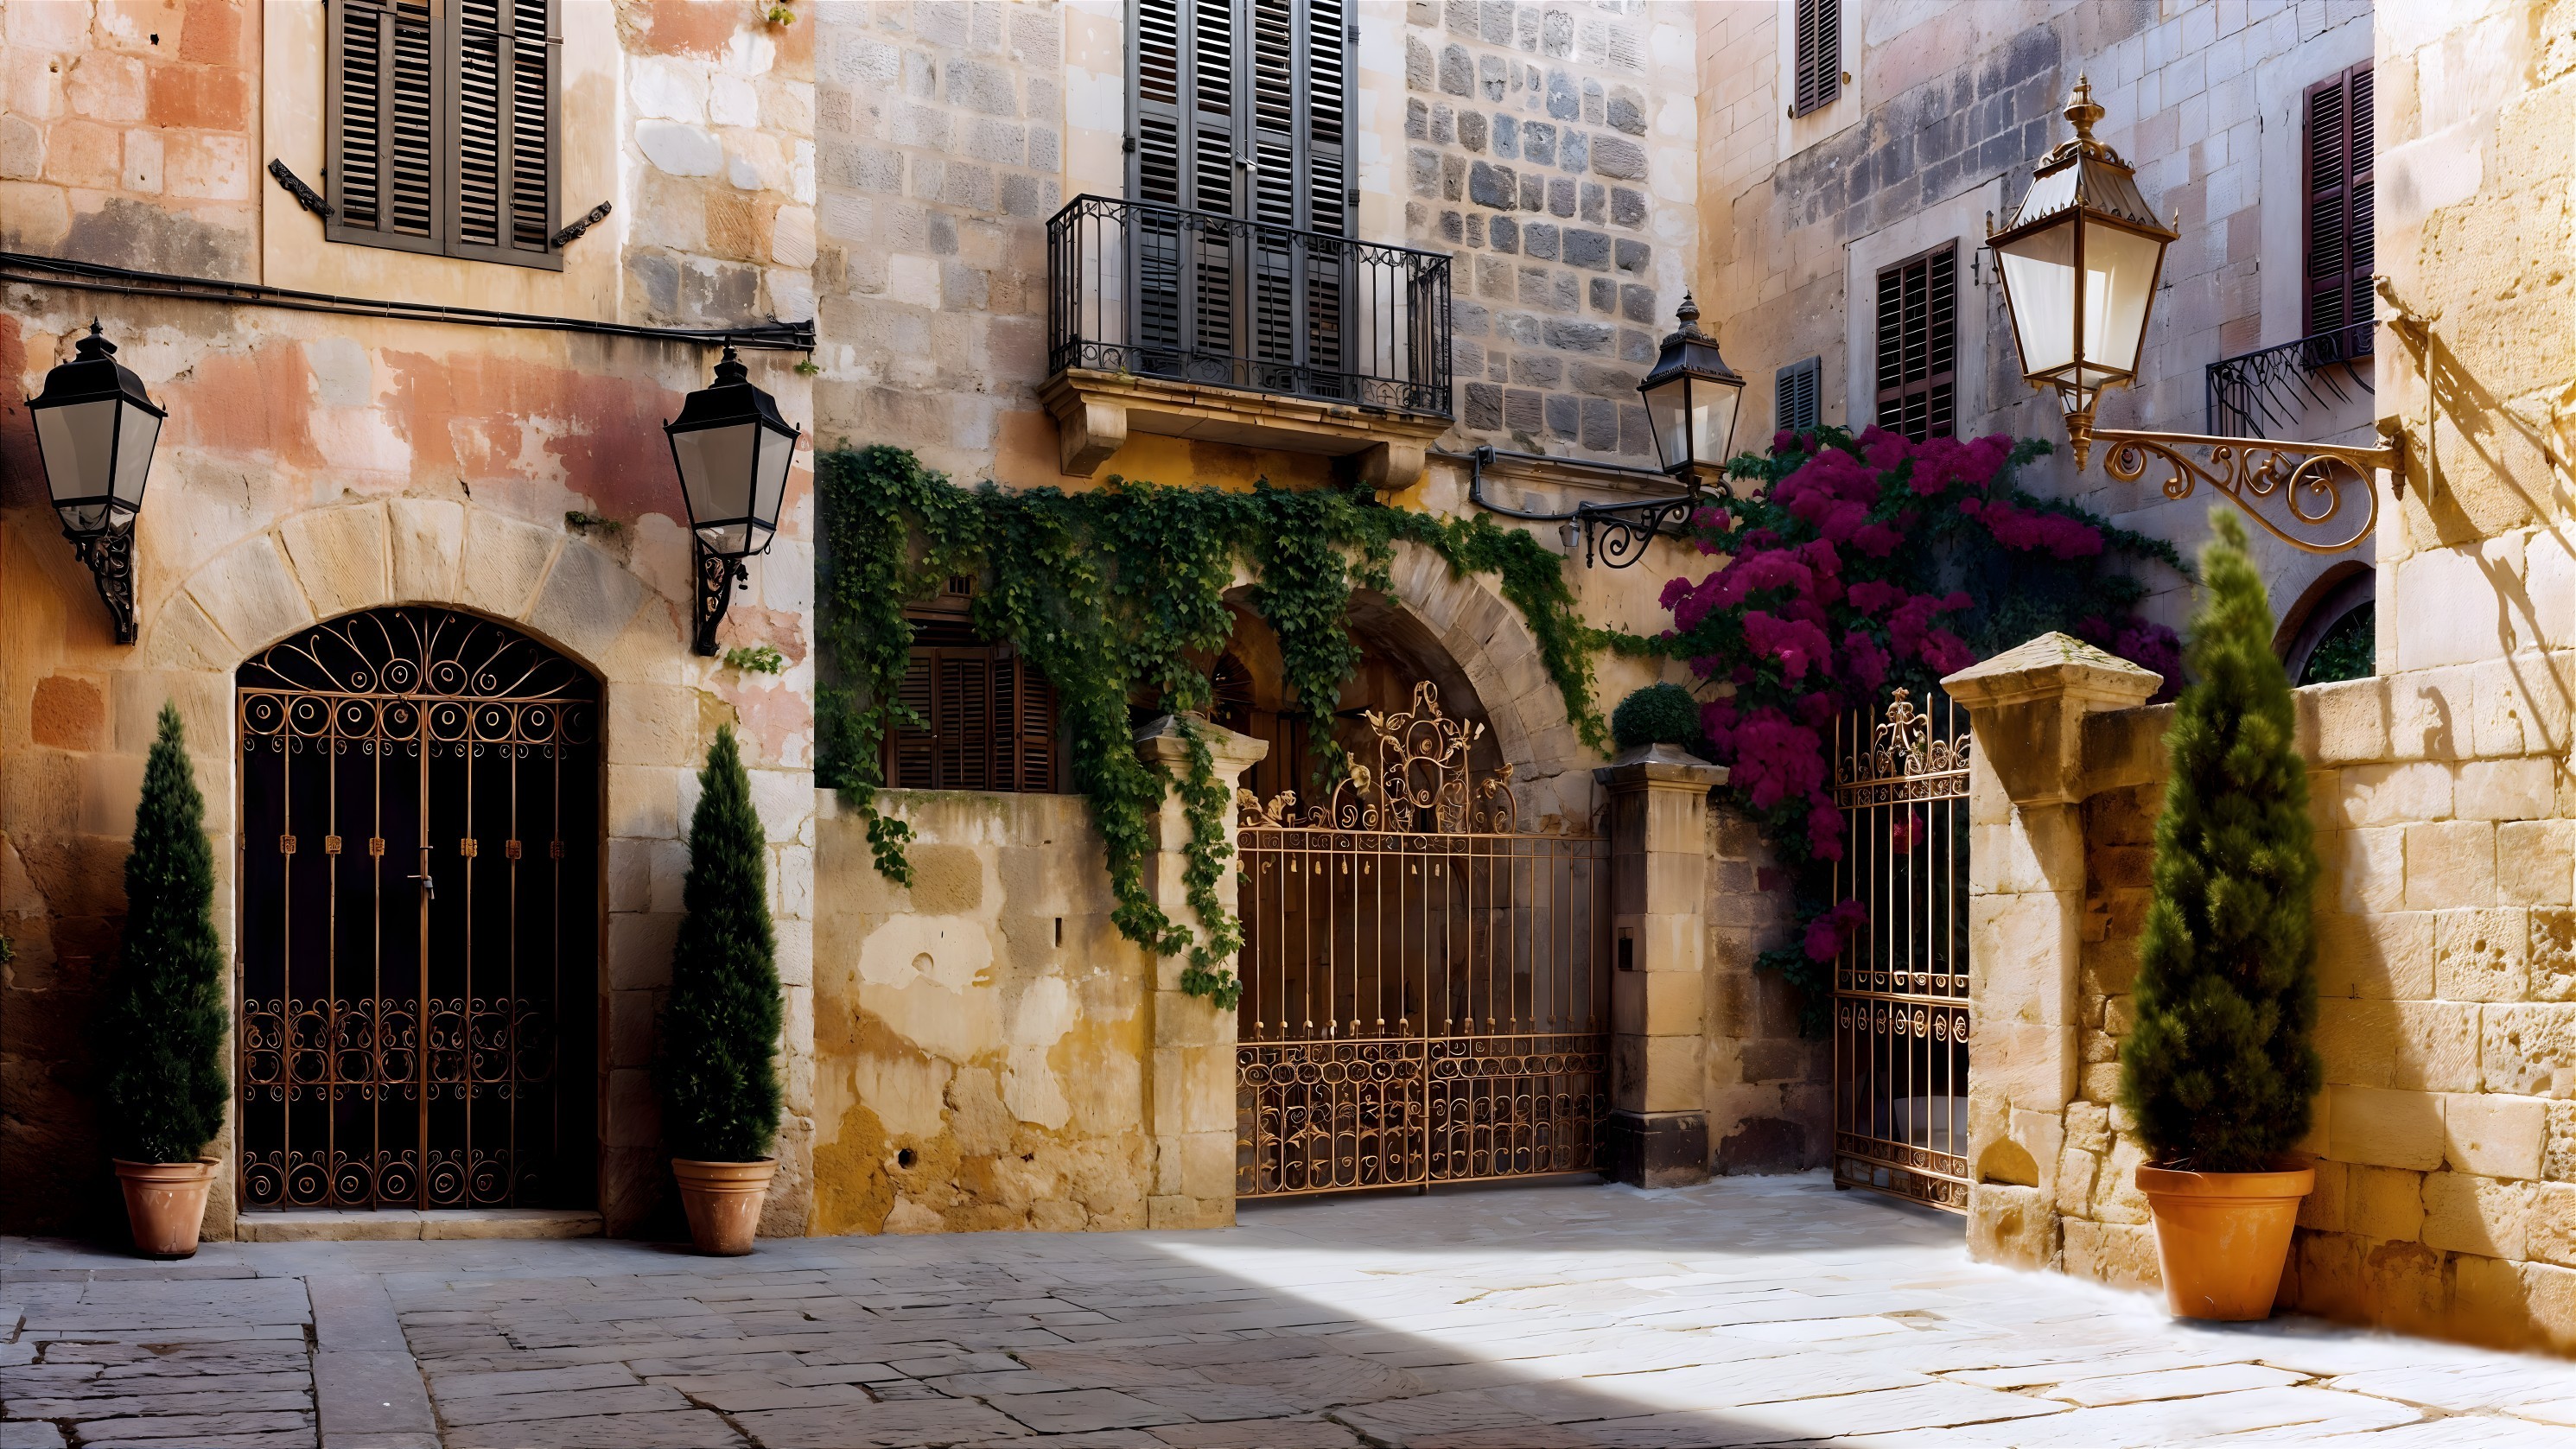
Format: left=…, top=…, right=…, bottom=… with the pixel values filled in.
left=1040, top=368, right=1448, bottom=491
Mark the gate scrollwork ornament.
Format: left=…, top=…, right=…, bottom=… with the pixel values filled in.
left=1236, top=681, right=1517, bottom=834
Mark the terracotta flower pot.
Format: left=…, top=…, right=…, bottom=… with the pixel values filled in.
left=671, top=1158, right=777, bottom=1255
left=2136, top=1161, right=2314, bottom=1321
left=113, top=1159, right=220, bottom=1260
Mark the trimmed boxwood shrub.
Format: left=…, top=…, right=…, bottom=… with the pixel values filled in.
left=1611, top=682, right=1703, bottom=750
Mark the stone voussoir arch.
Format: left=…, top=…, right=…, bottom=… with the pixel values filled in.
left=1377, top=539, right=1597, bottom=829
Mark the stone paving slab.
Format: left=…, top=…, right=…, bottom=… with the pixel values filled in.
left=14, top=1173, right=2576, bottom=1446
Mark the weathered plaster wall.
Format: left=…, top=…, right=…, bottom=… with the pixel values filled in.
left=1695, top=0, right=2377, bottom=640
left=1, top=0, right=260, bottom=277
left=810, top=792, right=1155, bottom=1235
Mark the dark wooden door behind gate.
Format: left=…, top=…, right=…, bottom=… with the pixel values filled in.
left=235, top=607, right=599, bottom=1211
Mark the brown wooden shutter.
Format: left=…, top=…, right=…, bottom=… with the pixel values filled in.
left=2305, top=62, right=2373, bottom=337
left=449, top=0, right=557, bottom=264
left=328, top=0, right=442, bottom=252
left=1874, top=245, right=1956, bottom=441
left=1793, top=0, right=1841, bottom=118
left=882, top=618, right=1059, bottom=794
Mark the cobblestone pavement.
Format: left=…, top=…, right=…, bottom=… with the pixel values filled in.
left=11, top=1173, right=2576, bottom=1447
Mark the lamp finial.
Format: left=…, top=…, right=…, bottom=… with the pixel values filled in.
left=2064, top=74, right=2106, bottom=144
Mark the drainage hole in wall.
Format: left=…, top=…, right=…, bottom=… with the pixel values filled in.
left=1054, top=917, right=1064, bottom=947
left=895, top=1148, right=917, bottom=1169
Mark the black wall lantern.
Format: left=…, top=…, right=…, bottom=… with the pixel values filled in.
left=665, top=346, right=798, bottom=655
left=29, top=321, right=165, bottom=645
left=1636, top=294, right=1747, bottom=491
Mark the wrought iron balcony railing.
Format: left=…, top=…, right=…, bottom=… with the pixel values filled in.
left=1046, top=194, right=1453, bottom=418
left=2205, top=321, right=2375, bottom=438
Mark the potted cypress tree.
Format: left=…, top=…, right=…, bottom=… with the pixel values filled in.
left=95, top=705, right=229, bottom=1259
left=2121, top=512, right=2324, bottom=1320
left=658, top=725, right=784, bottom=1255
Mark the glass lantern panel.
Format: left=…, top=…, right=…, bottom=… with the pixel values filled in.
left=111, top=400, right=162, bottom=510
left=1692, top=380, right=1742, bottom=466
left=1995, top=220, right=2077, bottom=382
left=1644, top=377, right=1689, bottom=471
left=673, top=421, right=757, bottom=526
left=2079, top=219, right=2166, bottom=380
left=34, top=397, right=118, bottom=523
left=749, top=423, right=796, bottom=541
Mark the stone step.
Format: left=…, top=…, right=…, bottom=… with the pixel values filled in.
left=237, top=1209, right=604, bottom=1243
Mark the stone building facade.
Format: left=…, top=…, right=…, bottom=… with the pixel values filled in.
left=0, top=0, right=1811, bottom=1247
left=3, top=0, right=821, bottom=1240
left=1955, top=0, right=2576, bottom=1354
left=1696, top=0, right=2379, bottom=643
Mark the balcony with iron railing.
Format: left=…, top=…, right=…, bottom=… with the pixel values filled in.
left=2205, top=320, right=2375, bottom=439
left=1041, top=194, right=1454, bottom=486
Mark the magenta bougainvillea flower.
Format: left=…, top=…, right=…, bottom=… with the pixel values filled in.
left=1651, top=426, right=2185, bottom=1009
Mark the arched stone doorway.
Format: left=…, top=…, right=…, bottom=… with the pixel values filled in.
left=233, top=607, right=602, bottom=1212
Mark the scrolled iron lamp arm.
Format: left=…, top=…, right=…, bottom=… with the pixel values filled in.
left=1461, top=445, right=1701, bottom=569
left=2082, top=426, right=2405, bottom=556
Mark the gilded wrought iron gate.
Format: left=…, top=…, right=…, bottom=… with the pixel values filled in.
left=1832, top=689, right=1974, bottom=1212
left=1235, top=683, right=1609, bottom=1197
left=235, top=608, right=600, bottom=1211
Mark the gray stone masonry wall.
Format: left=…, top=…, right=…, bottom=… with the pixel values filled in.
left=811, top=1, right=1062, bottom=478
left=1405, top=0, right=1665, bottom=460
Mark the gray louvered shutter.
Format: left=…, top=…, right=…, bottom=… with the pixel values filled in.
left=1793, top=0, right=1841, bottom=118
left=1775, top=357, right=1822, bottom=433
left=449, top=0, right=557, bottom=264
left=328, top=0, right=442, bottom=252
left=1135, top=0, right=1355, bottom=389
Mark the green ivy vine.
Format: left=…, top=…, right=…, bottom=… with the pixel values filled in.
left=815, top=444, right=1612, bottom=1006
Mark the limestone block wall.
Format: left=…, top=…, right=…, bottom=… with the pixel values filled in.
left=1703, top=803, right=1825, bottom=1173
left=1402, top=0, right=1698, bottom=460
left=809, top=0, right=1064, bottom=483
left=1984, top=670, right=2576, bottom=1352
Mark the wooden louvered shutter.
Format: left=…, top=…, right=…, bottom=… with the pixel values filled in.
left=1792, top=0, right=1841, bottom=118
left=328, top=0, right=442, bottom=252
left=326, top=0, right=558, bottom=268
left=889, top=652, right=937, bottom=789
left=1014, top=659, right=1058, bottom=793
left=2305, top=63, right=2373, bottom=338
left=1874, top=245, right=1956, bottom=442
left=1775, top=357, right=1822, bottom=433
left=448, top=0, right=557, bottom=264
left=1134, top=0, right=1353, bottom=386
left=883, top=616, right=1059, bottom=794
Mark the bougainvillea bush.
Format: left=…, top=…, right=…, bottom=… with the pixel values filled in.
left=1654, top=425, right=2186, bottom=1029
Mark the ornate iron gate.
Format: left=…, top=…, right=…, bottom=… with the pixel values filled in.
left=1234, top=683, right=1608, bottom=1197
left=1831, top=689, right=1974, bottom=1212
left=235, top=608, right=600, bottom=1211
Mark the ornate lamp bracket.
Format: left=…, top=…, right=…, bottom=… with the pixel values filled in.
left=67, top=514, right=139, bottom=645
left=692, top=539, right=749, bottom=656
left=2081, top=425, right=2404, bottom=556
left=1463, top=444, right=1701, bottom=569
